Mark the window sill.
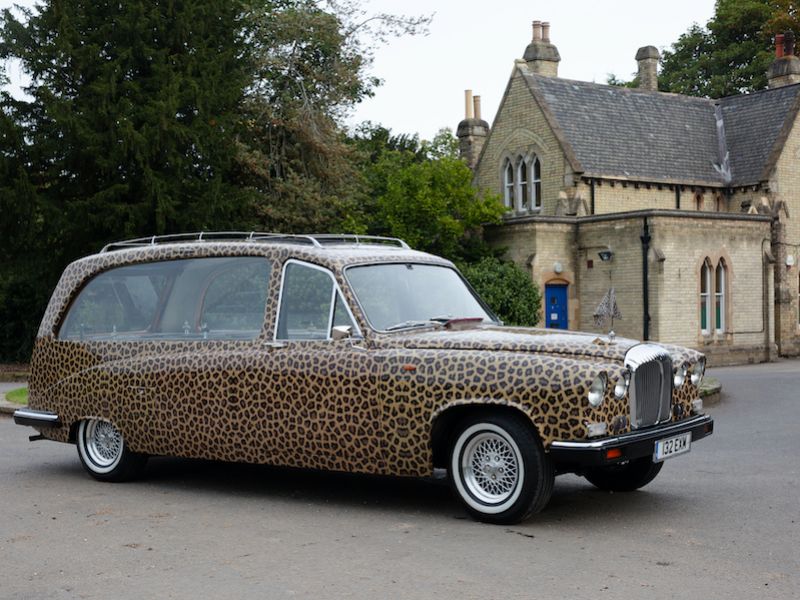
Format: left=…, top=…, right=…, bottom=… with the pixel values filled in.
left=506, top=208, right=543, bottom=217
left=698, top=331, right=733, bottom=345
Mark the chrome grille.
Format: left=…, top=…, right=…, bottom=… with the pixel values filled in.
left=624, top=344, right=673, bottom=429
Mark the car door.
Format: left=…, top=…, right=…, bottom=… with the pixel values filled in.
left=95, top=256, right=275, bottom=461
left=266, top=260, right=384, bottom=474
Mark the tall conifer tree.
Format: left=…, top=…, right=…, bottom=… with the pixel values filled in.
left=1, top=0, right=250, bottom=257
left=0, top=0, right=251, bottom=360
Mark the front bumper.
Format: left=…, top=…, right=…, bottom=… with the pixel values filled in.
left=548, top=414, right=714, bottom=470
left=13, top=408, right=62, bottom=429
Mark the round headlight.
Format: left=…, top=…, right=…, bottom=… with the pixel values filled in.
left=614, top=370, right=631, bottom=399
left=674, top=363, right=689, bottom=387
left=587, top=373, right=607, bottom=407
left=691, top=357, right=706, bottom=386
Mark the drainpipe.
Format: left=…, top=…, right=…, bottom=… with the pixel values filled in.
left=590, top=179, right=596, bottom=215
left=640, top=217, right=651, bottom=340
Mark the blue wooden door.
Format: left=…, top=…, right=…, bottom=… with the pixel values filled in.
left=545, top=284, right=568, bottom=329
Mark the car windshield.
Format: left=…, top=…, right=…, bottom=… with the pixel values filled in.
left=345, top=263, right=495, bottom=331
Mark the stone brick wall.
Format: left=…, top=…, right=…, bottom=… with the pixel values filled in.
left=574, top=217, right=645, bottom=340
left=488, top=219, right=578, bottom=327
left=648, top=215, right=774, bottom=364
left=487, top=211, right=774, bottom=365
left=770, top=115, right=800, bottom=356
left=575, top=180, right=676, bottom=213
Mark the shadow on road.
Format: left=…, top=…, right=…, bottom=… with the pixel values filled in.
left=95, top=454, right=685, bottom=525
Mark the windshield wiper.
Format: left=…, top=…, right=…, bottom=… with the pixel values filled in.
left=384, top=319, right=445, bottom=332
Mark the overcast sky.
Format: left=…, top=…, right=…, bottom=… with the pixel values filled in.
left=1, top=0, right=717, bottom=140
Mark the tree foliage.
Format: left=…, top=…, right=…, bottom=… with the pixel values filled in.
left=353, top=126, right=506, bottom=262
left=460, top=257, right=541, bottom=327
left=1, top=0, right=253, bottom=252
left=0, top=0, right=256, bottom=360
left=236, top=0, right=430, bottom=233
left=659, top=0, right=800, bottom=97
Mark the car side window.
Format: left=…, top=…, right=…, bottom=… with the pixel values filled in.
left=276, top=261, right=356, bottom=340
left=199, top=260, right=271, bottom=335
left=59, top=257, right=271, bottom=341
left=60, top=269, right=166, bottom=339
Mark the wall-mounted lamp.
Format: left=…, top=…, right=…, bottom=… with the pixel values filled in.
left=598, top=249, right=614, bottom=262
left=787, top=255, right=796, bottom=268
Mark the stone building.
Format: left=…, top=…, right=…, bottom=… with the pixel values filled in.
left=458, top=22, right=800, bottom=365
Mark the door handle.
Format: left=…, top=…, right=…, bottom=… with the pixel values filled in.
left=262, top=341, right=287, bottom=349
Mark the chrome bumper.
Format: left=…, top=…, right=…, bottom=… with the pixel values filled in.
left=548, top=414, right=713, bottom=469
left=13, top=408, right=62, bottom=429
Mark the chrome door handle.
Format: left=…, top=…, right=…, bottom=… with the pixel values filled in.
left=262, top=341, right=287, bottom=349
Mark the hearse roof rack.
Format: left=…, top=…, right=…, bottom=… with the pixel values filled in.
left=100, top=232, right=411, bottom=253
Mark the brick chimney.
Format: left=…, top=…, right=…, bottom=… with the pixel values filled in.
left=635, top=46, right=660, bottom=91
left=768, top=31, right=800, bottom=88
left=523, top=20, right=560, bottom=77
left=457, top=90, right=490, bottom=170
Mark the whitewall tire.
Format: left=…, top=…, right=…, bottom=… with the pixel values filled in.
left=76, top=419, right=147, bottom=482
left=449, top=412, right=554, bottom=524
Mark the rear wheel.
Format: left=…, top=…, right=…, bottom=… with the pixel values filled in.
left=448, top=412, right=554, bottom=525
left=583, top=457, right=663, bottom=492
left=76, top=419, right=147, bottom=482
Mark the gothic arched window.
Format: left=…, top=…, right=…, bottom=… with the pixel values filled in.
left=700, top=259, right=712, bottom=334
left=715, top=259, right=727, bottom=333
left=503, top=160, right=514, bottom=209
left=532, top=157, right=542, bottom=209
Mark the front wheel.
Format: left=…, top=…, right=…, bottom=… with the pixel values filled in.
left=448, top=412, right=554, bottom=525
left=583, top=457, right=663, bottom=492
left=76, top=419, right=147, bottom=482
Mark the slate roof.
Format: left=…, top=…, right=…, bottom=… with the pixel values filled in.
left=719, top=85, right=800, bottom=186
left=518, top=71, right=800, bottom=187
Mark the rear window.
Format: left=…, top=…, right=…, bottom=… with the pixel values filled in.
left=59, top=257, right=271, bottom=341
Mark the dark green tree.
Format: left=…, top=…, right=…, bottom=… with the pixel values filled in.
left=0, top=0, right=253, bottom=360
left=1, top=0, right=252, bottom=254
left=658, top=0, right=800, bottom=97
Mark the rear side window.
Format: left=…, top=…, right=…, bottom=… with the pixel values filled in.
left=59, top=257, right=271, bottom=341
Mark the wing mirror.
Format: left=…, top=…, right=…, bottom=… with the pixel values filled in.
left=331, top=325, right=353, bottom=341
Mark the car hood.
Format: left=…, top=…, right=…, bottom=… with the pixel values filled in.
left=373, top=325, right=700, bottom=365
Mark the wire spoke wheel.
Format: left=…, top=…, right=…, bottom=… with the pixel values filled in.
left=463, top=432, right=520, bottom=504
left=84, top=420, right=123, bottom=468
left=76, top=418, right=147, bottom=481
left=449, top=413, right=554, bottom=524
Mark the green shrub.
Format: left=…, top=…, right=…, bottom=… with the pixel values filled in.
left=460, top=257, right=541, bottom=327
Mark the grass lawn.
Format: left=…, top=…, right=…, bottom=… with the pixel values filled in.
left=5, top=387, right=28, bottom=405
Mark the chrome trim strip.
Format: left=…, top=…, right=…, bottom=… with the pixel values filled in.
left=549, top=414, right=712, bottom=450
left=13, top=408, right=62, bottom=428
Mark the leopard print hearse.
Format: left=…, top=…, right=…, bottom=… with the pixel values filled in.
left=15, top=232, right=714, bottom=524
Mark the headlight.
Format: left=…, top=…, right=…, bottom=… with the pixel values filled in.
left=587, top=373, right=607, bottom=407
left=691, top=357, right=706, bottom=386
left=673, top=363, right=689, bottom=387
left=614, top=370, right=631, bottom=399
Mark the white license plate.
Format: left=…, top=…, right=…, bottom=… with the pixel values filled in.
left=654, top=432, right=692, bottom=462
